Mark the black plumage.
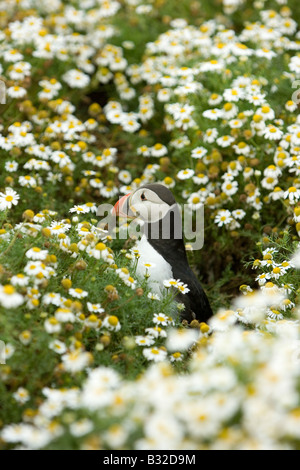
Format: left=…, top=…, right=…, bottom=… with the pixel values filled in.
left=148, top=234, right=213, bottom=323
left=140, top=184, right=213, bottom=323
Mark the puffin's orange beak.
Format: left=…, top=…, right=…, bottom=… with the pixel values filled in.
left=112, top=193, right=133, bottom=218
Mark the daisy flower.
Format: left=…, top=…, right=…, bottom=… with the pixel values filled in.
left=87, top=302, right=105, bottom=314
left=177, top=168, right=194, bottom=180
left=19, top=175, right=37, bottom=188
left=147, top=292, right=160, bottom=301
left=4, top=161, right=18, bottom=173
left=85, top=315, right=101, bottom=329
left=137, top=145, right=151, bottom=157
left=123, top=276, right=137, bottom=289
left=263, top=125, right=283, bottom=141
left=267, top=308, right=284, bottom=321
left=256, top=48, right=276, bottom=59
left=256, top=273, right=271, bottom=286
left=261, top=176, right=278, bottom=190
left=191, top=147, right=208, bottom=159
left=7, top=86, right=27, bottom=99
left=222, top=103, right=238, bottom=119
left=0, top=285, right=24, bottom=309
left=44, top=317, right=62, bottom=334
left=69, top=288, right=88, bottom=299
left=233, top=142, right=251, bottom=155
left=222, top=180, right=238, bottom=196
left=193, top=173, right=209, bottom=185
left=284, top=186, right=300, bottom=204
left=166, top=328, right=199, bottom=352
left=89, top=243, right=111, bottom=261
left=187, top=193, right=203, bottom=211
left=13, top=387, right=30, bottom=404
left=232, top=209, right=246, bottom=220
left=286, top=100, right=298, bottom=112
left=257, top=104, right=275, bottom=121
left=3, top=49, right=24, bottom=62
left=102, top=315, right=121, bottom=332
left=4, top=343, right=15, bottom=360
left=49, top=340, right=67, bottom=355
left=25, top=247, right=48, bottom=260
left=42, top=292, right=62, bottom=306
left=118, top=170, right=132, bottom=184
left=223, top=87, right=244, bottom=102
left=24, top=261, right=53, bottom=279
left=202, top=108, right=223, bottom=120
left=8, top=61, right=31, bottom=80
left=49, top=221, right=71, bottom=235
left=10, top=274, right=29, bottom=287
left=289, top=55, right=300, bottom=75
left=209, top=309, right=237, bottom=332
left=170, top=136, right=190, bottom=148
left=63, top=69, right=90, bottom=88
left=291, top=247, right=300, bottom=268
left=153, top=313, right=171, bottom=326
left=83, top=202, right=97, bottom=213
left=150, top=143, right=168, bottom=157
left=176, top=283, right=190, bottom=295
left=135, top=335, right=155, bottom=346
left=121, top=114, right=141, bottom=133
left=170, top=352, right=183, bottom=362
left=70, top=419, right=93, bottom=438
left=0, top=188, right=20, bottom=210
left=208, top=93, right=223, bottom=106
left=69, top=205, right=89, bottom=215
left=229, top=119, right=244, bottom=129
left=203, top=128, right=218, bottom=143
left=157, top=88, right=172, bottom=102
left=19, top=330, right=32, bottom=345
left=280, top=298, right=295, bottom=312
left=246, top=93, right=267, bottom=106
left=214, top=210, right=233, bottom=227
left=163, top=279, right=180, bottom=289
left=269, top=186, right=284, bottom=201
left=200, top=59, right=224, bottom=73
left=55, top=308, right=76, bottom=323
left=162, top=176, right=175, bottom=189
left=143, top=347, right=168, bottom=362
left=62, top=350, right=92, bottom=373
left=145, top=326, right=167, bottom=339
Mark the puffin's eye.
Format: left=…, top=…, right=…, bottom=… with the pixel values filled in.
left=141, top=193, right=147, bottom=201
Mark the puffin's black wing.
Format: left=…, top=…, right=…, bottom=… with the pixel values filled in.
left=174, top=267, right=213, bottom=324
left=148, top=236, right=213, bottom=324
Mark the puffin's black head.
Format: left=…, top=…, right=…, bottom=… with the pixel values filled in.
left=112, top=183, right=182, bottom=239
left=130, top=183, right=177, bottom=220
left=136, top=183, right=176, bottom=206
left=113, top=183, right=177, bottom=222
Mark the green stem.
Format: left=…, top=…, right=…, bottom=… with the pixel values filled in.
left=0, top=224, right=24, bottom=259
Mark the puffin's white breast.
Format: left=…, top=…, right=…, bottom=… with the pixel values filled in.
left=133, top=235, right=173, bottom=295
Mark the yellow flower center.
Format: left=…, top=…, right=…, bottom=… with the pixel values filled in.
left=151, top=348, right=159, bottom=355
left=108, top=315, right=119, bottom=326
left=3, top=285, right=15, bottom=295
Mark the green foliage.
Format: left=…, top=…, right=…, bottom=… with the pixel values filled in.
left=1, top=0, right=300, bottom=451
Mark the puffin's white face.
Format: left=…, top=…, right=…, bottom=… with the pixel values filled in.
left=129, top=187, right=172, bottom=223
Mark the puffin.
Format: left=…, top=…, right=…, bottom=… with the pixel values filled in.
left=113, top=183, right=213, bottom=323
